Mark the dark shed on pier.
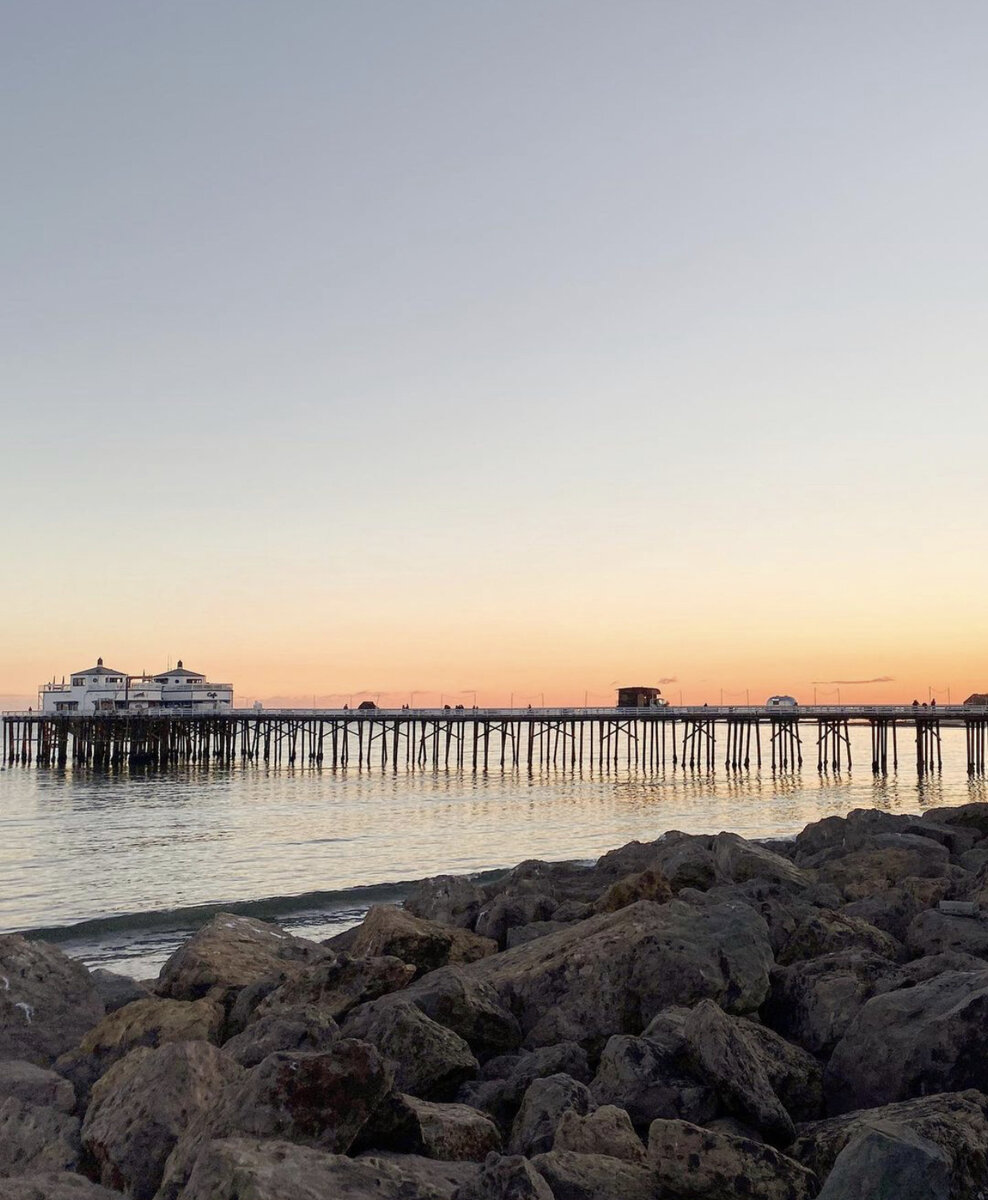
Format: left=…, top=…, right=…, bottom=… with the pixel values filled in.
left=964, top=694, right=988, bottom=706
left=617, top=685, right=664, bottom=708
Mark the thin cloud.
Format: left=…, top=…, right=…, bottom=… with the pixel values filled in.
left=811, top=676, right=894, bottom=685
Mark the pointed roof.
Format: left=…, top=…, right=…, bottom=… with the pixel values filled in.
left=153, top=659, right=206, bottom=681
left=73, top=656, right=126, bottom=677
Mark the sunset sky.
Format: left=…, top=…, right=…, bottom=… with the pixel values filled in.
left=4, top=2, right=988, bottom=708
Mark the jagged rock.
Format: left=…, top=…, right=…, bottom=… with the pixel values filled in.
left=452, top=1152, right=552, bottom=1199
left=792, top=809, right=913, bottom=863
left=254, top=952, right=415, bottom=1022
left=877, top=951, right=987, bottom=991
left=357, top=1151, right=479, bottom=1197
left=530, top=1148, right=657, bottom=1200
left=468, top=899, right=773, bottom=1051
left=0, top=936, right=104, bottom=1067
left=0, top=1097, right=80, bottom=1176
left=508, top=1074, right=593, bottom=1156
left=0, top=1176, right=124, bottom=1199
left=89, top=971, right=149, bottom=1014
left=712, top=832, right=814, bottom=890
left=343, top=999, right=478, bottom=1100
left=824, top=969, right=988, bottom=1113
left=905, top=909, right=988, bottom=960
left=395, top=966, right=523, bottom=1058
left=505, top=922, right=571, bottom=948
left=475, top=896, right=558, bottom=950
left=348, top=907, right=497, bottom=977
left=553, top=1105, right=646, bottom=1163
left=816, top=1125, right=951, bottom=1200
left=551, top=901, right=594, bottom=923
left=590, top=1035, right=715, bottom=1133
left=56, top=995, right=224, bottom=1106
left=760, top=950, right=900, bottom=1056
left=462, top=1044, right=591, bottom=1130
left=82, top=1041, right=243, bottom=1200
left=221, top=1004, right=340, bottom=1067
left=647, top=1118, right=817, bottom=1199
left=842, top=878, right=956, bottom=941
left=0, top=1061, right=74, bottom=1114
left=592, top=870, right=672, bottom=915
left=405, top=876, right=488, bottom=931
left=735, top=1017, right=823, bottom=1122
left=595, top=833, right=717, bottom=894
left=777, top=909, right=903, bottom=965
left=905, top=818, right=979, bottom=857
left=381, top=1095, right=501, bottom=1161
left=177, top=1137, right=454, bottom=1199
left=682, top=999, right=794, bottom=1145
left=791, top=1090, right=988, bottom=1196
left=810, top=835, right=952, bottom=901
left=922, top=803, right=988, bottom=840
left=155, top=914, right=330, bottom=1002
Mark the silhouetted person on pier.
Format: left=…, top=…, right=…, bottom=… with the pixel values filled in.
left=931, top=698, right=937, bottom=708
left=912, top=699, right=919, bottom=707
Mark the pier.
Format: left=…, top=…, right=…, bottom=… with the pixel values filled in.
left=4, top=705, right=988, bottom=775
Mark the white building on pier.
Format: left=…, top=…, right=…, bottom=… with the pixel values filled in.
left=39, top=658, right=233, bottom=714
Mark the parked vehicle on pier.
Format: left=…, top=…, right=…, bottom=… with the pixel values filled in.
left=766, top=694, right=798, bottom=707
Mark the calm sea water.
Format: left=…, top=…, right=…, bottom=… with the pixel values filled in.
left=2, top=723, right=984, bottom=978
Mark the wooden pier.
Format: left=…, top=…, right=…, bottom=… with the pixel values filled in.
left=3, top=705, right=987, bottom=775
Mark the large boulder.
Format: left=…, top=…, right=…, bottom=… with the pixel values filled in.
left=467, top=899, right=773, bottom=1051
left=0, top=1097, right=80, bottom=1176
left=905, top=909, right=988, bottom=961
left=508, top=1074, right=593, bottom=1156
left=553, top=1105, right=646, bottom=1163
left=0, top=1176, right=125, bottom=1199
left=595, top=833, right=717, bottom=894
left=348, top=908, right=496, bottom=977
left=405, top=875, right=488, bottom=931
left=475, top=896, right=559, bottom=950
left=711, top=832, right=814, bottom=891
left=82, top=1040, right=243, bottom=1200
left=791, top=1090, right=988, bottom=1197
left=461, top=1044, right=590, bottom=1131
left=343, top=1000, right=478, bottom=1100
left=760, top=950, right=900, bottom=1057
left=647, top=1118, right=818, bottom=1199
left=220, top=1004, right=340, bottom=1067
left=253, top=952, right=415, bottom=1023
left=357, top=1152, right=478, bottom=1198
left=451, top=1152, right=553, bottom=1200
left=155, top=914, right=330, bottom=1002
left=682, top=999, right=794, bottom=1145
left=392, top=966, right=523, bottom=1059
left=591, top=870, right=672, bottom=915
left=735, top=1017, right=823, bottom=1122
left=530, top=1149, right=657, bottom=1200
left=824, top=969, right=988, bottom=1113
left=590, top=1035, right=715, bottom=1133
left=55, top=995, right=224, bottom=1105
left=0, top=937, right=104, bottom=1067
left=0, top=1061, right=74, bottom=1114
left=777, top=909, right=902, bottom=965
left=89, top=970, right=149, bottom=1015
left=809, top=836, right=952, bottom=901
left=815, top=1125, right=951, bottom=1200
left=793, top=809, right=913, bottom=863
left=381, top=1095, right=501, bottom=1161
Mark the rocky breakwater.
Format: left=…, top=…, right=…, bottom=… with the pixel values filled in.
left=7, top=804, right=988, bottom=1196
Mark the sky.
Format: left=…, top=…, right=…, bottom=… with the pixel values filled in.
left=3, top=1, right=988, bottom=708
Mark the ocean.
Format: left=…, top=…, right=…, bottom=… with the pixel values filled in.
left=2, top=722, right=984, bottom=979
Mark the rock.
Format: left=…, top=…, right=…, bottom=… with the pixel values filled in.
left=760, top=950, right=900, bottom=1056
left=793, top=809, right=912, bottom=863
left=530, top=1149, right=657, bottom=1200
left=790, top=1090, right=988, bottom=1194
left=56, top=995, right=224, bottom=1105
left=842, top=878, right=956, bottom=942
left=505, top=922, right=571, bottom=949
left=508, top=1074, right=593, bottom=1156
left=647, top=1118, right=817, bottom=1199
left=0, top=1176, right=125, bottom=1199
left=815, top=1125, right=951, bottom=1200
left=468, top=899, right=773, bottom=1051
left=592, top=870, right=672, bottom=915
left=343, top=999, right=478, bottom=1100
left=0, top=1097, right=80, bottom=1176
left=178, top=1137, right=453, bottom=1199
left=221, top=1004, right=340, bottom=1067
left=349, top=907, right=497, bottom=977
left=777, top=909, right=903, bottom=965
left=590, top=1035, right=715, bottom=1133
left=735, top=1017, right=823, bottom=1122
left=397, top=966, right=523, bottom=1058
left=551, top=901, right=594, bottom=923
left=0, top=1061, right=74, bottom=1114
left=384, top=1095, right=502, bottom=1161
left=89, top=970, right=149, bottom=1014
left=82, top=1041, right=244, bottom=1200
left=0, top=936, right=104, bottom=1067
left=358, top=1151, right=479, bottom=1197
left=462, top=1044, right=591, bottom=1130
left=811, top=835, right=952, bottom=901
left=254, top=952, right=415, bottom=1023
left=922, top=803, right=988, bottom=839
left=224, top=970, right=298, bottom=1035
left=905, top=818, right=979, bottom=857
left=712, top=832, right=814, bottom=890
left=553, top=1105, right=646, bottom=1163
left=877, top=951, right=987, bottom=991
left=406, top=876, right=488, bottom=930
left=452, top=1152, right=553, bottom=1199
left=824, top=968, right=988, bottom=1113
left=682, top=999, right=794, bottom=1145
left=155, top=914, right=330, bottom=1002
left=475, top=896, right=558, bottom=950
left=905, top=909, right=988, bottom=960
left=595, top=833, right=717, bottom=894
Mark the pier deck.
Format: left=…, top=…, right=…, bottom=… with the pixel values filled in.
left=4, top=705, right=988, bottom=775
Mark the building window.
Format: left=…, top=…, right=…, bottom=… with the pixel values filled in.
left=72, top=679, right=85, bottom=686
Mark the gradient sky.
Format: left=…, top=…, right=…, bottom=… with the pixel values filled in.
left=3, top=2, right=988, bottom=707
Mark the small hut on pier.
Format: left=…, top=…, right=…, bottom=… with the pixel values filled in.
left=616, top=685, right=666, bottom=709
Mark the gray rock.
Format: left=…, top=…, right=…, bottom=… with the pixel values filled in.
left=682, top=999, right=794, bottom=1145
left=508, top=1074, right=593, bottom=1156
left=348, top=907, right=497, bottom=977
left=357, top=1152, right=479, bottom=1197
left=451, top=1152, right=552, bottom=1200
left=0, top=936, right=104, bottom=1067
left=343, top=999, right=478, bottom=1100
left=396, top=966, right=523, bottom=1058
left=0, top=1097, right=80, bottom=1176
left=553, top=1105, right=646, bottom=1163
left=922, top=803, right=988, bottom=840
left=0, top=1061, right=74, bottom=1114
left=816, top=1125, right=951, bottom=1200
left=254, top=952, right=415, bottom=1023
left=505, top=922, right=571, bottom=948
left=647, top=1118, right=817, bottom=1199
left=712, top=832, right=814, bottom=891
left=905, top=909, right=988, bottom=960
left=382, top=1095, right=501, bottom=1161
left=0, top=1176, right=125, bottom=1199
left=221, top=1004, right=339, bottom=1067
left=475, top=895, right=558, bottom=950
left=777, top=909, right=903, bottom=965
left=793, top=809, right=912, bottom=863
left=462, top=1044, right=591, bottom=1131
left=530, top=1148, right=657, bottom=1200
left=595, top=832, right=717, bottom=893
left=89, top=970, right=149, bottom=1014
left=590, top=1035, right=715, bottom=1133
left=825, top=969, right=988, bottom=1113
left=406, top=875, right=488, bottom=930
left=735, top=1017, right=823, bottom=1122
